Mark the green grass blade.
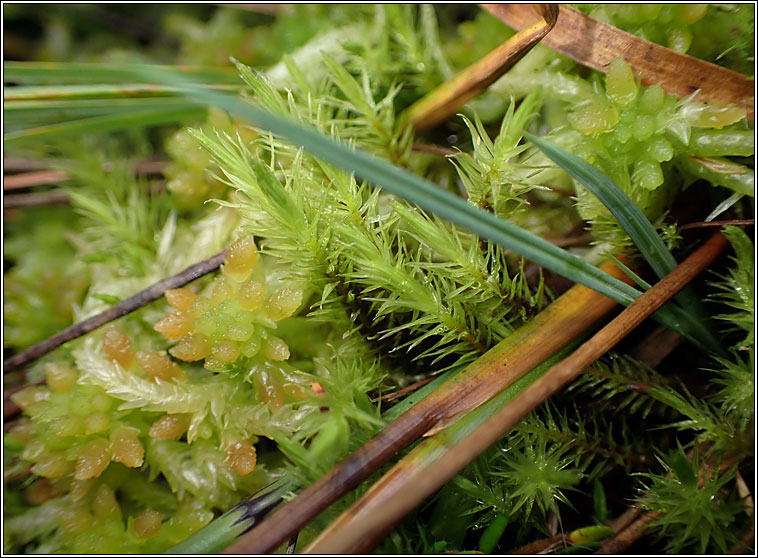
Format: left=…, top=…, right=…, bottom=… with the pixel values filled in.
left=167, top=477, right=296, bottom=554
left=525, top=132, right=720, bottom=351
left=524, top=132, right=678, bottom=280
left=4, top=107, right=206, bottom=146
left=607, top=254, right=652, bottom=291
left=118, top=65, right=720, bottom=353
left=4, top=61, right=241, bottom=85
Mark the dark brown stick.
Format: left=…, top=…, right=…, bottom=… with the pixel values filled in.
left=728, top=524, right=755, bottom=555
left=411, top=143, right=457, bottom=157
left=629, top=325, right=683, bottom=368
left=370, top=376, right=436, bottom=404
left=509, top=534, right=564, bottom=554
left=3, top=158, right=52, bottom=172
left=3, top=250, right=227, bottom=374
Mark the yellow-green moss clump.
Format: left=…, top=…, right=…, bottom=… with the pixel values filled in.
left=155, top=235, right=304, bottom=372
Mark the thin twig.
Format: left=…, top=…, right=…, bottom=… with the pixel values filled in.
left=222, top=260, right=634, bottom=554
left=3, top=250, right=227, bottom=374
left=407, top=5, right=558, bottom=131
left=598, top=511, right=659, bottom=554
left=4, top=191, right=70, bottom=208
left=509, top=534, right=564, bottom=554
left=301, top=232, right=728, bottom=554
left=370, top=377, right=436, bottom=404
left=679, top=219, right=754, bottom=231
left=411, top=143, right=457, bottom=157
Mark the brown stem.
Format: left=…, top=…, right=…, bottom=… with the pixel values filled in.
left=509, top=534, right=564, bottom=554
left=222, top=259, right=633, bottom=554
left=629, top=325, right=683, bottom=368
left=370, top=376, right=436, bottom=404
left=407, top=5, right=558, bottom=131
left=411, top=143, right=457, bottom=157
left=3, top=158, right=53, bottom=173
left=301, top=232, right=727, bottom=554
left=3, top=250, right=227, bottom=374
left=679, top=219, right=754, bottom=231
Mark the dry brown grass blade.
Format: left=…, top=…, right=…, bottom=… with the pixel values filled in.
left=302, top=232, right=728, bottom=554
left=482, top=4, right=755, bottom=120
left=222, top=260, right=632, bottom=554
left=407, top=4, right=558, bottom=131
left=3, top=250, right=227, bottom=374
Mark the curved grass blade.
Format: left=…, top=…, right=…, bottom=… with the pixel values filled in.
left=525, top=132, right=721, bottom=353
left=95, top=65, right=719, bottom=352
left=525, top=132, right=679, bottom=280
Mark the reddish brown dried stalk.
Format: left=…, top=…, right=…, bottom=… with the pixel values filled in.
left=407, top=4, right=558, bottom=131
left=679, top=219, right=754, bottom=231
left=482, top=4, right=755, bottom=120
left=370, top=376, right=436, bottom=404
left=3, top=250, right=227, bottom=374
